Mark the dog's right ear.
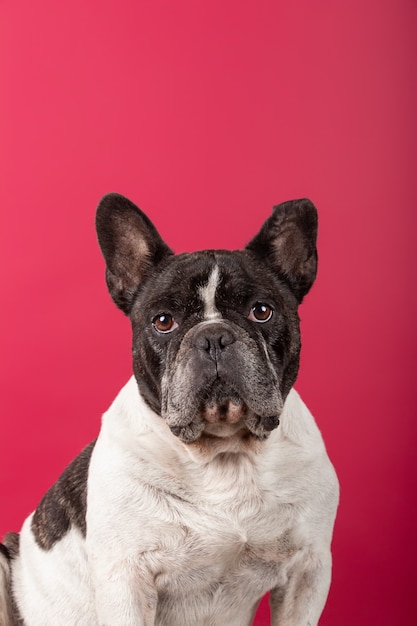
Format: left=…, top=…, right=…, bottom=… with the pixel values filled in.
left=96, top=193, right=173, bottom=314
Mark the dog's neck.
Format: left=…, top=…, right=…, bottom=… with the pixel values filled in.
left=101, top=376, right=325, bottom=466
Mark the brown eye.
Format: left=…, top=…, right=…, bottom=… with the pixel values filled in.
left=152, top=313, right=178, bottom=334
left=248, top=302, right=273, bottom=323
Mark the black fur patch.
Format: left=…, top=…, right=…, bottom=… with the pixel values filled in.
left=0, top=542, right=10, bottom=560
left=31, top=441, right=95, bottom=550
left=2, top=532, right=20, bottom=559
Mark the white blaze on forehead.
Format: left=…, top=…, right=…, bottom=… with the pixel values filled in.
left=199, top=265, right=222, bottom=320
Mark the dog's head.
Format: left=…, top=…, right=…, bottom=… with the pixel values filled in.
left=96, top=194, right=317, bottom=448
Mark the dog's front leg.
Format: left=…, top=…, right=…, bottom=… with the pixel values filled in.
left=270, top=550, right=332, bottom=626
left=91, top=556, right=157, bottom=626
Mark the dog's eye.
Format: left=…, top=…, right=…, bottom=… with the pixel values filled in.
left=152, top=313, right=178, bottom=334
left=248, top=302, right=273, bottom=323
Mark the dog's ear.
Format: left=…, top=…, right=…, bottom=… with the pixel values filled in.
left=246, top=199, right=318, bottom=303
left=96, top=193, right=173, bottom=314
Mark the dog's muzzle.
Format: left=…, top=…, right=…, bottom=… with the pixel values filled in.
left=163, top=321, right=283, bottom=443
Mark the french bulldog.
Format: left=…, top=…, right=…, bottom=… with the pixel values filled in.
left=0, top=193, right=339, bottom=626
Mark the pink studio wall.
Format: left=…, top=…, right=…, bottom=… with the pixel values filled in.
left=1, top=1, right=416, bottom=624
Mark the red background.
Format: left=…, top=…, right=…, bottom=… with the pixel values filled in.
left=1, top=1, right=416, bottom=624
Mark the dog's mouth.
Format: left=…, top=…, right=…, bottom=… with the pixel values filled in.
left=201, top=400, right=249, bottom=441
left=172, top=403, right=277, bottom=461
left=164, top=375, right=282, bottom=447
left=168, top=401, right=248, bottom=442
left=203, top=395, right=247, bottom=425
left=168, top=395, right=280, bottom=445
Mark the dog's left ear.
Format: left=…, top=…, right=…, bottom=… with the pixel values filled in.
left=96, top=193, right=173, bottom=314
left=246, top=199, right=318, bottom=303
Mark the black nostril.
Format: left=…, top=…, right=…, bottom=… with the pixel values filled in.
left=201, top=337, right=211, bottom=352
left=194, top=334, right=211, bottom=351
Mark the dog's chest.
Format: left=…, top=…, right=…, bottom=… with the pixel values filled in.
left=154, top=507, right=296, bottom=598
left=136, top=453, right=301, bottom=599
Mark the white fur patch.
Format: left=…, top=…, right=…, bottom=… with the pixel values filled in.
left=12, top=519, right=94, bottom=625
left=199, top=265, right=221, bottom=320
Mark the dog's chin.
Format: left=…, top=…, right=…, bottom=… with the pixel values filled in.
left=183, top=421, right=267, bottom=462
left=202, top=421, right=247, bottom=438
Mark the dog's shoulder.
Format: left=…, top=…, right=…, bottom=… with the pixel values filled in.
left=272, top=388, right=340, bottom=536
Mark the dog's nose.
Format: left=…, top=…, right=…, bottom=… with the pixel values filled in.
left=193, top=324, right=236, bottom=362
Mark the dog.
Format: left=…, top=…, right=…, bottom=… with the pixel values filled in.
left=0, top=193, right=339, bottom=625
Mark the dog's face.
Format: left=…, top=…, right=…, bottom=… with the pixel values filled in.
left=96, top=194, right=317, bottom=447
